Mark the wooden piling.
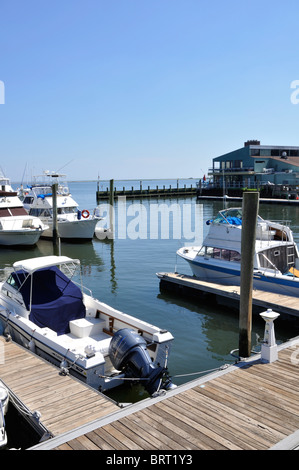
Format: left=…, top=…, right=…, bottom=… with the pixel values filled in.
left=109, top=179, right=114, bottom=235
left=239, top=191, right=259, bottom=357
left=52, top=183, right=58, bottom=246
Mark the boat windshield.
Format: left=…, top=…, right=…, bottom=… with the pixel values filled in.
left=213, top=208, right=243, bottom=225
left=212, top=208, right=264, bottom=226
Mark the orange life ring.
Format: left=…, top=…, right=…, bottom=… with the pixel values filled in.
left=82, top=209, right=90, bottom=219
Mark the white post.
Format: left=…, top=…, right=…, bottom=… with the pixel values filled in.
left=260, top=309, right=280, bottom=363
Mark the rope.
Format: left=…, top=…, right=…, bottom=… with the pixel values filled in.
left=98, top=363, right=231, bottom=382
left=59, top=350, right=80, bottom=375
left=172, top=363, right=230, bottom=379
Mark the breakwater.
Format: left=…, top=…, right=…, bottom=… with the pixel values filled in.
left=96, top=179, right=198, bottom=202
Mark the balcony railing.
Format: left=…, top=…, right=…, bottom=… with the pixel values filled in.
left=209, top=167, right=254, bottom=173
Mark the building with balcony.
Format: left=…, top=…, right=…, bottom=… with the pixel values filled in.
left=209, top=140, right=299, bottom=191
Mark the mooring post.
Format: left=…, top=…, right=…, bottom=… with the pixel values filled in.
left=260, top=309, right=280, bottom=363
left=109, top=179, right=114, bottom=235
left=52, top=183, right=58, bottom=246
left=239, top=191, right=259, bottom=358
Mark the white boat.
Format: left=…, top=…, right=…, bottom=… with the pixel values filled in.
left=21, top=172, right=100, bottom=242
left=0, top=256, right=175, bottom=395
left=0, top=383, right=9, bottom=448
left=0, top=171, right=47, bottom=246
left=177, top=207, right=299, bottom=297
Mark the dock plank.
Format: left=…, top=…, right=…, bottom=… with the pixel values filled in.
left=39, top=339, right=299, bottom=451
left=0, top=337, right=119, bottom=438
left=158, top=272, right=299, bottom=319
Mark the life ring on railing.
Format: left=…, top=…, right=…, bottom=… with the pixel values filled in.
left=81, top=209, right=90, bottom=219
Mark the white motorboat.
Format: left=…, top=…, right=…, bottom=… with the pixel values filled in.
left=0, top=171, right=47, bottom=246
left=0, top=256, right=175, bottom=395
left=177, top=207, right=299, bottom=297
left=21, top=172, right=100, bottom=242
left=0, top=383, right=9, bottom=448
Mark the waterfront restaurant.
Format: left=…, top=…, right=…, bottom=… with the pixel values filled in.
left=209, top=140, right=299, bottom=191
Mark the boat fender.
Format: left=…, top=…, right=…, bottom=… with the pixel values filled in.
left=28, top=339, right=36, bottom=353
left=3, top=325, right=11, bottom=342
left=82, top=209, right=90, bottom=219
left=59, top=359, right=69, bottom=376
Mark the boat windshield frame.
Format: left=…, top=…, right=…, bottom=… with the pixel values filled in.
left=212, top=208, right=264, bottom=225
left=8, top=257, right=82, bottom=312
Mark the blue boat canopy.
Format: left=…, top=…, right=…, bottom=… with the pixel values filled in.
left=12, top=266, right=86, bottom=335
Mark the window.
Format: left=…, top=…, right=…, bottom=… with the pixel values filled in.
left=200, top=246, right=241, bottom=262
left=221, top=249, right=230, bottom=260
left=197, top=247, right=206, bottom=257
left=23, top=196, right=34, bottom=204
left=6, top=274, right=18, bottom=289
left=229, top=250, right=241, bottom=262
left=213, top=248, right=221, bottom=258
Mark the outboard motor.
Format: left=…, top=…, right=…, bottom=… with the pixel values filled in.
left=109, top=329, right=173, bottom=395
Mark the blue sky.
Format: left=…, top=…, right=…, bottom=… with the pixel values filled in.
left=1, top=0, right=299, bottom=182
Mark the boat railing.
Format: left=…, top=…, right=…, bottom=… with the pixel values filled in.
left=0, top=217, right=38, bottom=230
left=73, top=280, right=93, bottom=297
left=267, top=219, right=292, bottom=227
left=30, top=183, right=70, bottom=197
left=259, top=253, right=281, bottom=275
left=256, top=219, right=293, bottom=244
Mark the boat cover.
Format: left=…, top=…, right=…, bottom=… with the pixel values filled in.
left=222, top=216, right=242, bottom=225
left=12, top=266, right=86, bottom=335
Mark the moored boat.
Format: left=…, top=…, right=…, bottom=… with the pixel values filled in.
left=0, top=383, right=9, bottom=448
left=21, top=171, right=101, bottom=242
left=0, top=256, right=175, bottom=395
left=0, top=171, right=47, bottom=246
left=177, top=207, right=299, bottom=297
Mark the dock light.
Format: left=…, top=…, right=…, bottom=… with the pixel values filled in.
left=259, top=309, right=280, bottom=363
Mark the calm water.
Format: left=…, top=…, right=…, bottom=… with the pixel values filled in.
left=2, top=180, right=299, bottom=403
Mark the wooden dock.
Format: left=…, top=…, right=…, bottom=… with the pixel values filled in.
left=29, top=336, right=299, bottom=450
left=197, top=195, right=299, bottom=205
left=157, top=272, right=299, bottom=320
left=0, top=336, right=119, bottom=441
left=96, top=185, right=197, bottom=202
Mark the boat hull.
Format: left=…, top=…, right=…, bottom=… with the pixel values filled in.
left=41, top=217, right=99, bottom=241
left=0, top=384, right=8, bottom=449
left=0, top=229, right=43, bottom=246
left=182, top=256, right=299, bottom=297
left=0, top=317, right=109, bottom=390
left=0, top=314, right=173, bottom=392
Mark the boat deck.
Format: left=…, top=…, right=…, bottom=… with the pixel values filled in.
left=158, top=272, right=299, bottom=319
left=0, top=336, right=119, bottom=439
left=31, top=337, right=299, bottom=450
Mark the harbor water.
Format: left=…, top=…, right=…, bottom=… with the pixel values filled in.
left=2, top=179, right=299, bottom=404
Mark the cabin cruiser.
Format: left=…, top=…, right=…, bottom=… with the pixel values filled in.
left=0, top=383, right=9, bottom=448
left=0, top=171, right=47, bottom=246
left=177, top=207, right=299, bottom=298
left=0, top=256, right=175, bottom=395
left=21, top=172, right=100, bottom=242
